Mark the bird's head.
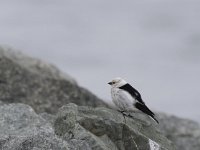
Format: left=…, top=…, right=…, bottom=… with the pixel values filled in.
left=108, top=77, right=127, bottom=88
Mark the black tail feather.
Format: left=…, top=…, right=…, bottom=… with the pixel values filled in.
left=135, top=102, right=159, bottom=124
left=150, top=115, right=159, bottom=124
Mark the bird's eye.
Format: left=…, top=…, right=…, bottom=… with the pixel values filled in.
left=112, top=81, right=115, bottom=84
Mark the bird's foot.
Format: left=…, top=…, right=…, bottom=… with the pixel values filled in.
left=118, top=110, right=127, bottom=123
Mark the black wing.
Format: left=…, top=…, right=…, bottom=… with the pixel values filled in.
left=135, top=102, right=159, bottom=124
left=119, top=83, right=145, bottom=104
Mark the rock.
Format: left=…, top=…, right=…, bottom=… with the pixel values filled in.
left=0, top=103, right=175, bottom=150
left=54, top=103, right=175, bottom=150
left=0, top=47, right=108, bottom=114
left=40, top=112, right=56, bottom=125
left=0, top=103, right=69, bottom=150
left=1, top=47, right=190, bottom=149
left=158, top=113, right=200, bottom=150
left=0, top=101, right=4, bottom=105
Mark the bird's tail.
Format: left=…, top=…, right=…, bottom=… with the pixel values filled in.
left=135, top=102, right=159, bottom=124
left=150, top=115, right=159, bottom=124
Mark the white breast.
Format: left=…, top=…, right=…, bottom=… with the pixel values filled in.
left=111, top=87, right=136, bottom=112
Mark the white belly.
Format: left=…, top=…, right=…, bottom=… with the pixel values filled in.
left=111, top=87, right=136, bottom=112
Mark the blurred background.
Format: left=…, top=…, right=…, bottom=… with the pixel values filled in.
left=0, top=0, right=200, bottom=122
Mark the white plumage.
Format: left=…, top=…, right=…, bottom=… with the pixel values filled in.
left=108, top=77, right=159, bottom=124
left=111, top=87, right=136, bottom=112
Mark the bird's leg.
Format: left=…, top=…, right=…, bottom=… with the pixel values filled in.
left=122, top=113, right=126, bottom=124
left=118, top=110, right=127, bottom=123
left=127, top=113, right=134, bottom=118
left=126, top=112, right=147, bottom=124
left=128, top=112, right=140, bottom=120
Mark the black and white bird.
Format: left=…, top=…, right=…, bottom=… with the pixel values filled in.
left=108, top=77, right=159, bottom=124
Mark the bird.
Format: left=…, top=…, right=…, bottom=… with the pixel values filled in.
left=108, top=77, right=159, bottom=124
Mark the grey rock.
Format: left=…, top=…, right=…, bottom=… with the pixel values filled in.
left=39, top=112, right=56, bottom=125
left=158, top=113, right=200, bottom=150
left=0, top=47, right=183, bottom=149
left=0, top=47, right=108, bottom=114
left=54, top=103, right=175, bottom=150
left=0, top=102, right=175, bottom=150
left=0, top=100, right=4, bottom=105
left=0, top=103, right=69, bottom=150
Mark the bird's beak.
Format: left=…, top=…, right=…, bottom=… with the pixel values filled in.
left=108, top=82, right=112, bottom=85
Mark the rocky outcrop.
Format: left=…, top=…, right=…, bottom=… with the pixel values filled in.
left=0, top=47, right=108, bottom=114
left=0, top=103, right=69, bottom=150
left=2, top=47, right=199, bottom=149
left=158, top=113, right=200, bottom=150
left=0, top=103, right=175, bottom=150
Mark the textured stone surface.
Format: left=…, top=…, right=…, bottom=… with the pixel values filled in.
left=159, top=113, right=200, bottom=150
left=0, top=103, right=175, bottom=150
left=0, top=47, right=108, bottom=114
left=0, top=103, right=69, bottom=150
left=54, top=103, right=175, bottom=150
